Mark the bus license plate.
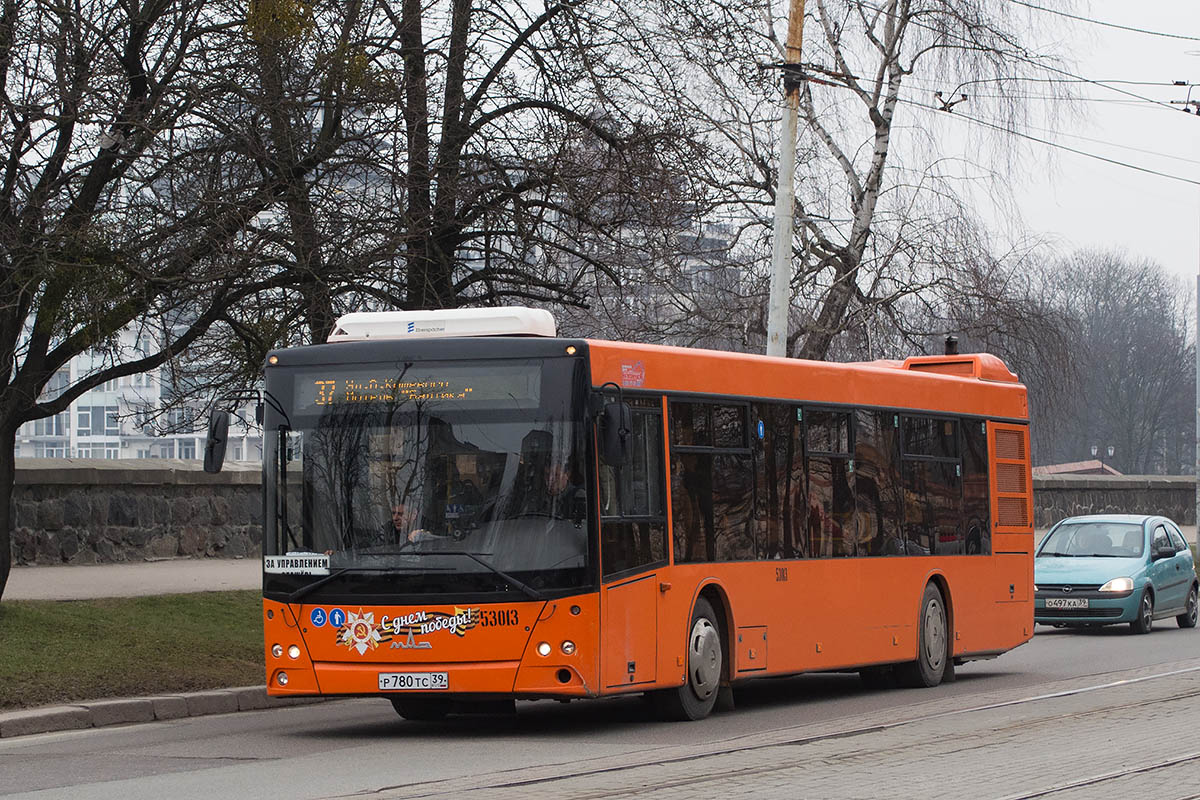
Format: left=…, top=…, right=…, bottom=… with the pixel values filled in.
left=378, top=672, right=448, bottom=691
left=1045, top=598, right=1088, bottom=609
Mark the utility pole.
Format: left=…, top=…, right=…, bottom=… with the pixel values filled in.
left=765, top=0, right=807, bottom=357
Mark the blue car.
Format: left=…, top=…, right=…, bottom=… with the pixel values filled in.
left=1035, top=514, right=1198, bottom=633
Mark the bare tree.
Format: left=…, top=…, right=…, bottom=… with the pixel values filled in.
left=0, top=0, right=378, bottom=600
left=1033, top=251, right=1194, bottom=474
left=563, top=0, right=1074, bottom=359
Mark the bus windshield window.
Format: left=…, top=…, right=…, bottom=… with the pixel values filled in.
left=263, top=358, right=590, bottom=598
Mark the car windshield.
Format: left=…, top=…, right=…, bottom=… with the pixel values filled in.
left=1038, top=521, right=1144, bottom=558
left=262, top=357, right=592, bottom=599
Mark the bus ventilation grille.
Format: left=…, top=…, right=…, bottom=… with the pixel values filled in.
left=996, top=463, right=1027, bottom=494
left=993, top=424, right=1032, bottom=530
left=998, top=496, right=1030, bottom=527
left=995, top=429, right=1026, bottom=461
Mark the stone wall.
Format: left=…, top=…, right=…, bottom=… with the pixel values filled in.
left=9, top=459, right=262, bottom=565
left=8, top=462, right=1199, bottom=564
left=1034, top=474, right=1196, bottom=528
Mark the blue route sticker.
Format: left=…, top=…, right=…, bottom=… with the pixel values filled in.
left=310, top=607, right=327, bottom=627
left=329, top=608, right=346, bottom=628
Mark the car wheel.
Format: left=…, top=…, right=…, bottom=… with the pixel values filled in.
left=390, top=697, right=451, bottom=721
left=896, top=583, right=948, bottom=688
left=1177, top=585, right=1198, bottom=629
left=653, top=597, right=723, bottom=721
left=1129, top=589, right=1154, bottom=635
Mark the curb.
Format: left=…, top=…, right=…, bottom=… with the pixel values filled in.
left=0, top=686, right=326, bottom=739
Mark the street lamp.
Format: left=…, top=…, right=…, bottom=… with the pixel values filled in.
left=1091, top=444, right=1114, bottom=474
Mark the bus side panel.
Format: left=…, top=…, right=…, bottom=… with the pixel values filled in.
left=656, top=555, right=1031, bottom=681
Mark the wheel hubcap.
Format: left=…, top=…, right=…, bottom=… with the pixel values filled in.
left=923, top=598, right=946, bottom=670
left=687, top=617, right=721, bottom=700
left=1188, top=590, right=1197, bottom=624
left=1142, top=595, right=1153, bottom=627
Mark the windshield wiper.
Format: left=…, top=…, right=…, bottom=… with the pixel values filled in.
left=288, top=568, right=351, bottom=603
left=398, top=550, right=545, bottom=601
left=285, top=565, right=447, bottom=603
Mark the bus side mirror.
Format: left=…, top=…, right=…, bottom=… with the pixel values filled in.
left=203, top=410, right=230, bottom=473
left=599, top=401, right=632, bottom=467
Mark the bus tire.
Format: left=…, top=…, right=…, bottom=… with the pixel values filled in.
left=653, top=597, right=723, bottom=721
left=390, top=696, right=451, bottom=721
left=896, top=582, right=948, bottom=688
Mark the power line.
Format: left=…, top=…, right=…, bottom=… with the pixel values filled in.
left=1007, top=0, right=1200, bottom=42
left=900, top=97, right=1200, bottom=187
left=901, top=92, right=1200, bottom=166
left=888, top=9, right=1193, bottom=115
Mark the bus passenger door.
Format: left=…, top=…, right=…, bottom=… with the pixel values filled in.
left=597, top=398, right=668, bottom=689
left=603, top=571, right=658, bottom=687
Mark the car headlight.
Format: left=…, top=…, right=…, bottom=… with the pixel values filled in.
left=1099, top=577, right=1134, bottom=593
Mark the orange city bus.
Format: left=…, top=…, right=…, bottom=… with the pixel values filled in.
left=210, top=307, right=1034, bottom=721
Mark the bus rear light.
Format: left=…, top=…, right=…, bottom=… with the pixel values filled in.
left=560, top=640, right=576, bottom=655
left=271, top=644, right=283, bottom=658
left=277, top=671, right=289, bottom=686
left=288, top=645, right=301, bottom=659
left=536, top=641, right=552, bottom=657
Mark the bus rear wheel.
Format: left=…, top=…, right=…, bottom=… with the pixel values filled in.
left=390, top=696, right=451, bottom=721
left=653, top=597, right=723, bottom=721
left=896, top=583, right=948, bottom=688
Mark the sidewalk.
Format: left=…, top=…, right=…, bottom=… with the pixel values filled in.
left=5, top=557, right=261, bottom=601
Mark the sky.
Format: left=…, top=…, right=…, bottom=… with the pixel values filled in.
left=1001, top=1, right=1200, bottom=284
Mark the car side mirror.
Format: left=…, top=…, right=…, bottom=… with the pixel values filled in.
left=1154, top=544, right=1176, bottom=561
left=599, top=401, right=632, bottom=467
left=203, top=410, right=231, bottom=473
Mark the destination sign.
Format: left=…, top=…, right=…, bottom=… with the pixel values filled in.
left=292, top=363, right=541, bottom=412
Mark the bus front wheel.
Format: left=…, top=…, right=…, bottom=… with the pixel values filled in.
left=896, top=582, right=948, bottom=688
left=653, top=597, right=723, bottom=721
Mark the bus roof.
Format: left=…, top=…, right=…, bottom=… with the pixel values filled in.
left=585, top=339, right=1028, bottom=421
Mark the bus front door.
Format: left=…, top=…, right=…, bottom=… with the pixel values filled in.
left=602, top=572, right=659, bottom=688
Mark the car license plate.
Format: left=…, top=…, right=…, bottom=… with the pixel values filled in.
left=1045, top=597, right=1088, bottom=609
left=378, top=672, right=448, bottom=691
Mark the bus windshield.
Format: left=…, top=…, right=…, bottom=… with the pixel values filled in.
left=263, top=357, right=591, bottom=600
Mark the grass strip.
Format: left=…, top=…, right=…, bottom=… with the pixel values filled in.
left=0, top=591, right=264, bottom=710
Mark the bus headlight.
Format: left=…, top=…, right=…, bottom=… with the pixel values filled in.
left=1099, top=577, right=1134, bottom=593
left=288, top=645, right=301, bottom=659
left=277, top=672, right=289, bottom=686
left=271, top=644, right=284, bottom=658
left=560, top=640, right=576, bottom=655
left=537, top=642, right=552, bottom=657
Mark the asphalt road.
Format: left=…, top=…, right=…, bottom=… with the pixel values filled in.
left=3, top=621, right=1197, bottom=800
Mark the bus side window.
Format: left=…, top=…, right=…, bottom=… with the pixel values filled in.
left=601, top=403, right=667, bottom=578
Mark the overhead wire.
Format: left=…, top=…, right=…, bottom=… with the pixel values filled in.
left=803, top=2, right=1200, bottom=185
left=852, top=0, right=1194, bottom=114
left=898, top=97, right=1200, bottom=187
left=1006, top=0, right=1200, bottom=42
